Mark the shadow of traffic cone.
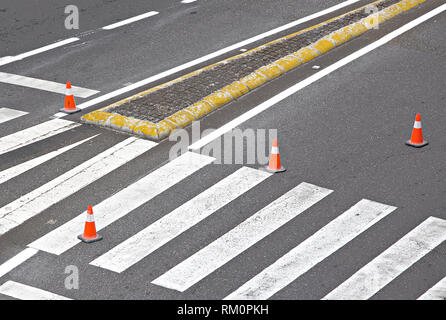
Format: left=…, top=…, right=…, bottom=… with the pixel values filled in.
left=265, top=138, right=286, bottom=173
left=406, top=113, right=428, bottom=148
left=60, top=81, right=80, bottom=114
left=78, top=205, right=102, bottom=243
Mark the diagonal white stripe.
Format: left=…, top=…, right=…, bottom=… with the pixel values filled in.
left=152, top=182, right=333, bottom=292
left=0, top=118, right=80, bottom=156
left=418, top=276, right=446, bottom=300
left=0, top=281, right=71, bottom=300
left=323, top=217, right=446, bottom=300
left=0, top=248, right=38, bottom=278
left=0, top=72, right=99, bottom=98
left=225, top=199, right=397, bottom=300
left=90, top=166, right=271, bottom=273
left=29, top=152, right=215, bottom=255
left=0, top=108, right=28, bottom=124
left=0, top=134, right=99, bottom=185
left=0, top=137, right=156, bottom=236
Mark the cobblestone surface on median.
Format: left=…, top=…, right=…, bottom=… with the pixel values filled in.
left=108, top=0, right=401, bottom=122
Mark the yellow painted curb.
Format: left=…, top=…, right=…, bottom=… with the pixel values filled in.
left=81, top=0, right=426, bottom=141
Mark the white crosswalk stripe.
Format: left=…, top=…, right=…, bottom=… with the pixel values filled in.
left=225, top=199, right=397, bottom=300
left=90, top=166, right=271, bottom=273
left=0, top=281, right=71, bottom=300
left=0, top=72, right=99, bottom=98
left=0, top=134, right=99, bottom=185
left=323, top=217, right=446, bottom=300
left=28, top=152, right=215, bottom=255
left=0, top=107, right=28, bottom=124
left=418, top=277, right=446, bottom=300
left=0, top=137, right=156, bottom=236
left=0, top=248, right=38, bottom=278
left=0, top=118, right=80, bottom=156
left=152, top=182, right=333, bottom=292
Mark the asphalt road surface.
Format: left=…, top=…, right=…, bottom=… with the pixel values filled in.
left=0, top=0, right=445, bottom=301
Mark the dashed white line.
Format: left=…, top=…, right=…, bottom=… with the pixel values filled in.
left=0, top=37, right=79, bottom=67
left=0, top=137, right=157, bottom=236
left=0, top=281, right=71, bottom=300
left=90, top=167, right=271, bottom=273
left=152, top=182, right=333, bottom=292
left=0, top=72, right=99, bottom=98
left=0, top=118, right=81, bottom=156
left=0, top=248, right=38, bottom=279
left=29, top=152, right=215, bottom=255
left=323, top=217, right=446, bottom=300
left=225, top=199, right=397, bottom=300
left=102, top=11, right=159, bottom=30
left=0, top=108, right=28, bottom=124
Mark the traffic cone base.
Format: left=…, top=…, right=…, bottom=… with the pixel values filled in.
left=264, top=165, right=286, bottom=173
left=59, top=106, right=80, bottom=114
left=405, top=140, right=428, bottom=148
left=77, top=233, right=103, bottom=243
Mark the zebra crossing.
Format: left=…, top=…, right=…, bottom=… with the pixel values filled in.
left=0, top=115, right=445, bottom=300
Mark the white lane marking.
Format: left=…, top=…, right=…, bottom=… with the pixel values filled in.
left=0, top=135, right=100, bottom=185
left=152, top=182, right=333, bottom=292
left=188, top=4, right=446, bottom=151
left=0, top=38, right=79, bottom=67
left=418, top=277, right=446, bottom=300
left=54, top=0, right=362, bottom=116
left=323, top=217, right=446, bottom=300
left=0, top=248, right=38, bottom=279
left=181, top=0, right=197, bottom=3
left=0, top=119, right=80, bottom=156
left=102, top=11, right=159, bottom=30
left=225, top=199, right=397, bottom=300
left=90, top=167, right=271, bottom=273
left=29, top=152, right=215, bottom=255
left=0, top=72, right=99, bottom=98
left=0, top=137, right=156, bottom=236
left=0, top=108, right=28, bottom=124
left=0, top=281, right=71, bottom=300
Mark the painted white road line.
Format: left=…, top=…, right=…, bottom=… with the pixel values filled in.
left=0, top=137, right=156, bottom=236
left=0, top=118, right=80, bottom=156
left=90, top=167, right=271, bottom=273
left=54, top=0, right=362, bottom=117
left=0, top=37, right=79, bottom=67
left=0, top=108, right=28, bottom=124
left=29, top=152, right=215, bottom=255
left=323, top=217, right=446, bottom=300
left=0, top=72, right=99, bottom=98
left=225, top=199, right=397, bottom=300
left=152, top=182, right=333, bottom=292
left=0, top=135, right=99, bottom=185
left=103, top=11, right=159, bottom=30
left=0, top=248, right=38, bottom=279
left=0, top=281, right=71, bottom=300
left=418, top=277, right=446, bottom=300
left=181, top=0, right=197, bottom=3
left=189, top=3, right=446, bottom=151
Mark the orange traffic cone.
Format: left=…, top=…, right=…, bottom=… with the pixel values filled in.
left=406, top=113, right=428, bottom=148
left=265, top=138, right=286, bottom=173
left=60, top=81, right=80, bottom=114
left=78, top=205, right=102, bottom=243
